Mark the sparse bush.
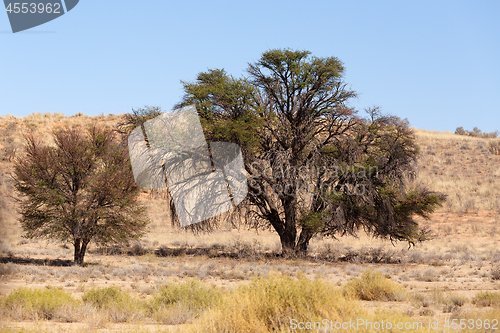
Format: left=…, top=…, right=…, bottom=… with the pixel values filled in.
left=190, top=273, right=362, bottom=333
left=130, top=242, right=148, bottom=256
left=443, top=293, right=468, bottom=312
left=147, top=278, right=222, bottom=324
left=491, top=266, right=500, bottom=281
left=473, top=291, right=500, bottom=307
left=82, top=286, right=131, bottom=309
left=455, top=127, right=499, bottom=139
left=417, top=268, right=439, bottom=282
left=455, top=127, right=466, bottom=136
left=82, top=286, right=139, bottom=322
left=0, top=263, right=18, bottom=276
left=489, top=140, right=500, bottom=155
left=344, top=264, right=364, bottom=276
left=2, top=286, right=77, bottom=320
left=343, top=269, right=407, bottom=301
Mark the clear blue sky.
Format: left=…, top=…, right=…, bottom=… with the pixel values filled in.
left=1, top=0, right=499, bottom=132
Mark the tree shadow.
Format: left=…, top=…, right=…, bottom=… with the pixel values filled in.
left=0, top=256, right=74, bottom=266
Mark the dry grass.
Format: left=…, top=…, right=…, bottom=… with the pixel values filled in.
left=1, top=115, right=500, bottom=332
left=187, top=273, right=364, bottom=333
left=342, top=269, right=407, bottom=301
left=414, top=128, right=500, bottom=214
left=3, top=274, right=498, bottom=332
left=473, top=291, right=500, bottom=307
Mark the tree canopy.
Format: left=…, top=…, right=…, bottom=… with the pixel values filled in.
left=12, top=125, right=149, bottom=265
left=176, top=49, right=446, bottom=255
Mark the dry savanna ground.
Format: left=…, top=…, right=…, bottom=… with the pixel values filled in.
left=1, top=113, right=500, bottom=332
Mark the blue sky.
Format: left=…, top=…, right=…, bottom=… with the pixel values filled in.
left=1, top=0, right=499, bottom=132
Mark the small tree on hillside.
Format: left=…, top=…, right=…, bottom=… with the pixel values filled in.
left=12, top=125, right=149, bottom=265
left=116, top=106, right=163, bottom=138
left=175, top=49, right=446, bottom=255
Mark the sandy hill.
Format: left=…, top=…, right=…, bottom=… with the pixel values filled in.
left=1, top=112, right=499, bottom=251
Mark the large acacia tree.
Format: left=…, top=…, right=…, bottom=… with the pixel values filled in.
left=176, top=49, right=446, bottom=255
left=12, top=125, right=149, bottom=265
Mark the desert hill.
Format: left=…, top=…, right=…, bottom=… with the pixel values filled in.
left=0, top=112, right=499, bottom=333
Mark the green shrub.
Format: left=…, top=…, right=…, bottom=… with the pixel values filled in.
left=147, top=278, right=221, bottom=324
left=150, top=278, right=222, bottom=311
left=343, top=269, right=407, bottom=301
left=82, top=286, right=139, bottom=322
left=82, top=286, right=131, bottom=309
left=2, top=286, right=76, bottom=320
left=473, top=291, right=500, bottom=307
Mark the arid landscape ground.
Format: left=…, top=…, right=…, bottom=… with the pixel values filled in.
left=1, top=113, right=499, bottom=332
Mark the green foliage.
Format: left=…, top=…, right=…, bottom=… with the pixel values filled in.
left=117, top=105, right=163, bottom=136
left=3, top=287, right=77, bottom=320
left=148, top=278, right=222, bottom=313
left=82, top=286, right=133, bottom=309
left=396, top=188, right=446, bottom=220
left=179, top=69, right=266, bottom=151
left=177, top=49, right=445, bottom=255
left=146, top=278, right=222, bottom=324
left=299, top=212, right=325, bottom=233
left=81, top=286, right=140, bottom=323
left=343, top=269, right=407, bottom=301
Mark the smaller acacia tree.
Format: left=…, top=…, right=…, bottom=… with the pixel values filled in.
left=12, top=125, right=149, bottom=265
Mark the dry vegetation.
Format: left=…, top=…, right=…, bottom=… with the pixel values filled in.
left=415, top=129, right=500, bottom=215
left=1, top=114, right=500, bottom=332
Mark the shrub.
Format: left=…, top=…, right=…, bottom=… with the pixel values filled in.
left=455, top=127, right=466, bottom=136
left=82, top=286, right=139, bottom=322
left=2, top=286, right=77, bottom=320
left=417, top=268, right=438, bottom=282
left=82, top=286, right=131, bottom=309
left=0, top=263, right=18, bottom=276
left=147, top=278, right=222, bottom=324
left=343, top=269, right=407, bottom=301
left=455, top=127, right=499, bottom=139
left=189, top=273, right=362, bottom=333
left=442, top=293, right=468, bottom=312
left=473, top=291, right=500, bottom=307
left=489, top=140, right=500, bottom=156
left=150, top=278, right=221, bottom=311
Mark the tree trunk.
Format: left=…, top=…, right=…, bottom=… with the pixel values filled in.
left=279, top=224, right=316, bottom=256
left=73, top=238, right=89, bottom=266
left=73, top=238, right=81, bottom=265
left=280, top=196, right=298, bottom=256
left=279, top=232, right=297, bottom=256
left=296, top=227, right=314, bottom=254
